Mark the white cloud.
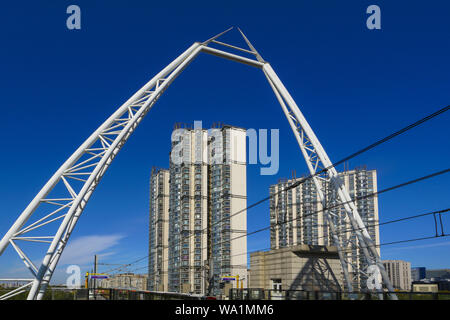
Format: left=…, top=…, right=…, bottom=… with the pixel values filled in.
left=4, top=264, right=31, bottom=278
left=58, top=234, right=125, bottom=266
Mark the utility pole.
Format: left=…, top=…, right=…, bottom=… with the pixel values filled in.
left=89, top=269, right=93, bottom=300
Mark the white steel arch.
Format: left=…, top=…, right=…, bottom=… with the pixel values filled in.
left=0, top=27, right=397, bottom=300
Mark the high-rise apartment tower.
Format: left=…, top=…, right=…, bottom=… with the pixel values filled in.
left=269, top=167, right=380, bottom=290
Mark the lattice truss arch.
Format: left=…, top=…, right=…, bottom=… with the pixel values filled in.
left=0, top=27, right=397, bottom=300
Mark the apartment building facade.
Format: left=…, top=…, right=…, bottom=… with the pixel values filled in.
left=167, top=125, right=209, bottom=295
left=269, top=167, right=380, bottom=290
left=411, top=267, right=426, bottom=282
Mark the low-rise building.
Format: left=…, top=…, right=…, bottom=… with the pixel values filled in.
left=148, top=167, right=170, bottom=292
left=413, top=278, right=450, bottom=292
left=426, top=269, right=450, bottom=279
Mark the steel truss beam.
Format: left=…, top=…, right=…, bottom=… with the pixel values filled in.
left=0, top=27, right=397, bottom=300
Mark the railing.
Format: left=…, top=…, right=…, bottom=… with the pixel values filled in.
left=229, top=288, right=450, bottom=300
left=2, top=287, right=449, bottom=300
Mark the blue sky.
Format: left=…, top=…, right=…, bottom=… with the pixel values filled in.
left=0, top=1, right=449, bottom=284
